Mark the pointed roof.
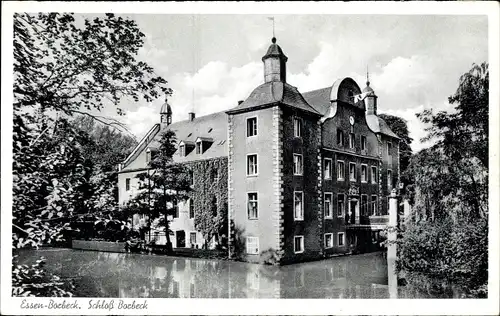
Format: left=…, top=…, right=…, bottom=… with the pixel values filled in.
left=262, top=37, right=288, bottom=62
left=226, top=81, right=320, bottom=116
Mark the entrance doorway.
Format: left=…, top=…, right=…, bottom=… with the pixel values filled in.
left=349, top=199, right=360, bottom=224
left=176, top=230, right=186, bottom=248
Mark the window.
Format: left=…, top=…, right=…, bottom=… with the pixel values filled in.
left=293, top=117, right=302, bottom=138
left=189, top=199, right=195, bottom=219
left=172, top=281, right=179, bottom=297
left=173, top=199, right=179, bottom=218
left=371, top=195, right=378, bottom=216
left=190, top=283, right=195, bottom=297
left=337, top=161, right=345, bottom=180
left=179, top=144, right=186, bottom=157
left=387, top=142, right=392, bottom=156
left=125, top=178, right=131, bottom=191
left=324, top=158, right=332, bottom=180
left=246, top=237, right=259, bottom=254
left=371, top=166, right=377, bottom=184
left=324, top=193, right=333, bottom=218
left=294, top=191, right=304, bottom=220
left=294, top=236, right=304, bottom=253
left=361, top=194, right=368, bottom=216
left=361, top=164, right=368, bottom=183
left=189, top=170, right=194, bottom=187
left=324, top=233, right=333, bottom=249
left=361, top=136, right=367, bottom=151
left=190, top=232, right=197, bottom=245
left=337, top=194, right=345, bottom=217
left=247, top=192, right=258, bottom=219
left=293, top=154, right=303, bottom=175
left=349, top=133, right=355, bottom=149
left=247, top=154, right=258, bottom=176
left=338, top=232, right=345, bottom=247
left=337, top=130, right=344, bottom=146
left=247, top=117, right=257, bottom=137
left=388, top=169, right=393, bottom=188
left=349, top=162, right=356, bottom=182
left=196, top=141, right=202, bottom=154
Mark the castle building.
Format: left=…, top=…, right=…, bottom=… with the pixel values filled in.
left=118, top=37, right=400, bottom=264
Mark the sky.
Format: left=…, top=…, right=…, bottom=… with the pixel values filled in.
left=97, top=14, right=488, bottom=152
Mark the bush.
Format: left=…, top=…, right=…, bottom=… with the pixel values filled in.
left=397, top=217, right=487, bottom=297
left=12, top=256, right=74, bottom=297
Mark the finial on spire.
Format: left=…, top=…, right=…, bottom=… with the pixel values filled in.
left=366, top=65, right=370, bottom=86
left=272, top=37, right=276, bottom=44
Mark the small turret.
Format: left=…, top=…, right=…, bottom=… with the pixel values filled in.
left=363, top=74, right=378, bottom=115
left=160, top=96, right=172, bottom=125
left=262, top=37, right=288, bottom=83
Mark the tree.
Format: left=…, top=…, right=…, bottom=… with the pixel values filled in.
left=417, top=62, right=488, bottom=169
left=379, top=114, right=414, bottom=201
left=123, top=130, right=192, bottom=252
left=12, top=13, right=169, bottom=296
left=397, top=63, right=489, bottom=297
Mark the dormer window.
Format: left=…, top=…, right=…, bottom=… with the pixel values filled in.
left=179, top=144, right=186, bottom=157
left=179, top=141, right=195, bottom=157
left=146, top=148, right=157, bottom=164
left=195, top=137, right=214, bottom=155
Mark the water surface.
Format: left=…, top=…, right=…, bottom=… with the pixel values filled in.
left=17, top=249, right=424, bottom=298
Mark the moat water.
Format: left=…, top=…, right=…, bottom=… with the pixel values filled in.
left=17, top=248, right=438, bottom=298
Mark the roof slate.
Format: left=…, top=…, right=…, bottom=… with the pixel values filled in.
left=227, top=81, right=320, bottom=115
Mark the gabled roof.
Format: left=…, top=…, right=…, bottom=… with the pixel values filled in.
left=227, top=81, right=320, bottom=116
left=302, top=85, right=400, bottom=139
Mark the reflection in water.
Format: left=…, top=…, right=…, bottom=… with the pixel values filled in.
left=17, top=249, right=424, bottom=298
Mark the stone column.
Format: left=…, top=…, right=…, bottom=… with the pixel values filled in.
left=387, top=188, right=398, bottom=298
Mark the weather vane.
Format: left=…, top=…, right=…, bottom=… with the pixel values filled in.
left=267, top=16, right=275, bottom=38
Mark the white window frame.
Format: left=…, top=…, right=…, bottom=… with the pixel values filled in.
left=125, top=178, right=131, bottom=191
left=349, top=162, right=357, bottom=182
left=246, top=116, right=258, bottom=137
left=337, top=194, right=345, bottom=218
left=387, top=169, right=393, bottom=188
left=324, top=233, right=334, bottom=249
left=189, top=198, right=195, bottom=219
left=294, top=191, right=304, bottom=221
left=337, top=129, right=344, bottom=147
left=349, top=133, right=355, bottom=149
left=324, top=192, right=333, bottom=219
left=146, top=148, right=152, bottom=164
left=371, top=195, right=378, bottom=216
left=338, top=232, right=345, bottom=247
left=247, top=154, right=258, bottom=176
left=361, top=135, right=367, bottom=151
left=361, top=194, right=368, bottom=216
left=247, top=192, right=258, bottom=220
left=179, top=144, right=186, bottom=157
left=324, top=158, right=332, bottom=180
left=371, top=166, right=378, bottom=184
left=293, top=117, right=302, bottom=138
left=196, top=140, right=202, bottom=155
left=189, top=231, right=197, bottom=245
left=293, top=153, right=303, bottom=175
left=337, top=160, right=345, bottom=181
left=246, top=237, right=259, bottom=255
left=294, top=235, right=304, bottom=254
left=361, top=164, right=368, bottom=183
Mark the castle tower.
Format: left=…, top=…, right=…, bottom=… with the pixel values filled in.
left=262, top=37, right=288, bottom=83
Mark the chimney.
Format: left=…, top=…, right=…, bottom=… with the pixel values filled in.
left=238, top=100, right=244, bottom=105
left=189, top=112, right=195, bottom=121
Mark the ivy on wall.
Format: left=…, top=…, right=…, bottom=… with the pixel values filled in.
left=187, top=157, right=228, bottom=249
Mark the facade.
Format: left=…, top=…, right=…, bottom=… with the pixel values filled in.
left=118, top=36, right=400, bottom=264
